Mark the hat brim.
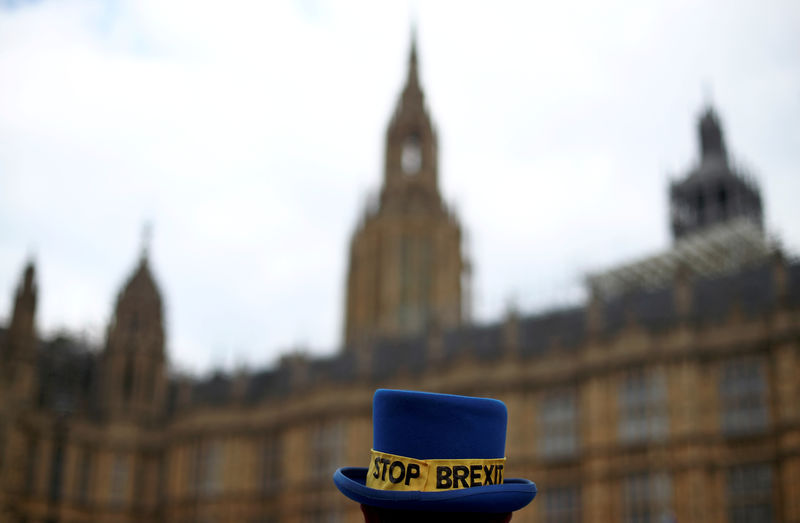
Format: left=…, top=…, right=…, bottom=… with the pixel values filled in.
left=333, top=467, right=537, bottom=513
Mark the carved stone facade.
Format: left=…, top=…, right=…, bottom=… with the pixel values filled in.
left=1, top=43, right=799, bottom=523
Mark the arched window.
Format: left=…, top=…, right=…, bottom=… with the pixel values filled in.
left=696, top=192, right=706, bottom=225
left=123, top=358, right=134, bottom=403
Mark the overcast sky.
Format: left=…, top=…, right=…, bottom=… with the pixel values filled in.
left=1, top=0, right=798, bottom=374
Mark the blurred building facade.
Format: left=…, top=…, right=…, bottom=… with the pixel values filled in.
left=1, top=41, right=800, bottom=523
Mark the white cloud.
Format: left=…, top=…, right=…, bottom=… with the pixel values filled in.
left=1, top=0, right=799, bottom=374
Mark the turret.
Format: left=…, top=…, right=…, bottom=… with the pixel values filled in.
left=1, top=261, right=39, bottom=400
left=670, top=105, right=764, bottom=240
left=103, top=243, right=167, bottom=422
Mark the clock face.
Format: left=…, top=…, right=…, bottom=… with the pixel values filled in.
left=401, top=136, right=422, bottom=175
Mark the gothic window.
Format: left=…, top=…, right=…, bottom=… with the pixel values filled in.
left=143, top=365, right=155, bottom=403
left=618, top=368, right=668, bottom=444
left=696, top=192, right=706, bottom=225
left=544, top=485, right=581, bottom=523
left=419, top=237, right=431, bottom=322
left=398, top=235, right=432, bottom=332
left=622, top=472, right=672, bottom=523
left=671, top=201, right=692, bottom=229
left=0, top=426, right=4, bottom=472
left=718, top=185, right=728, bottom=218
left=538, top=389, right=578, bottom=459
left=158, top=457, right=167, bottom=504
left=720, top=357, right=768, bottom=435
left=123, top=357, right=134, bottom=403
left=262, top=433, right=283, bottom=493
left=48, top=437, right=65, bottom=503
left=109, top=454, right=128, bottom=506
left=75, top=447, right=92, bottom=505
left=399, top=234, right=411, bottom=329
left=133, top=458, right=146, bottom=507
left=197, top=440, right=223, bottom=497
left=310, top=420, right=344, bottom=481
left=25, top=436, right=39, bottom=495
left=727, top=462, right=773, bottom=523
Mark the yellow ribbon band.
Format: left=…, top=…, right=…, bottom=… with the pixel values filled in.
left=366, top=449, right=506, bottom=492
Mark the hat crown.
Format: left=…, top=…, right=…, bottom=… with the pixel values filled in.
left=372, top=389, right=507, bottom=460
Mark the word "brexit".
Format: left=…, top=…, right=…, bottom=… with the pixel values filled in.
left=435, top=464, right=504, bottom=489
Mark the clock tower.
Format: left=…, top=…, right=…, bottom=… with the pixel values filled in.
left=343, top=34, right=467, bottom=347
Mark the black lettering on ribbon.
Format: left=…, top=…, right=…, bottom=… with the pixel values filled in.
left=470, top=464, right=482, bottom=487
left=405, top=463, right=420, bottom=486
left=483, top=465, right=494, bottom=485
left=453, top=466, right=469, bottom=488
left=380, top=458, right=391, bottom=481
left=436, top=466, right=452, bottom=489
left=388, top=461, right=405, bottom=484
left=372, top=457, right=380, bottom=479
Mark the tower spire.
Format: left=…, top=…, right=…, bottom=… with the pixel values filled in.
left=2, top=260, right=38, bottom=393
left=699, top=105, right=726, bottom=160
left=406, top=25, right=419, bottom=90
left=140, top=221, right=152, bottom=263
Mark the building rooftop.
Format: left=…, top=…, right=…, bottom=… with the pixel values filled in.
left=22, top=254, right=798, bottom=415
left=588, top=218, right=777, bottom=299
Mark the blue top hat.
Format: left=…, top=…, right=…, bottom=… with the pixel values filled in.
left=333, top=389, right=537, bottom=513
